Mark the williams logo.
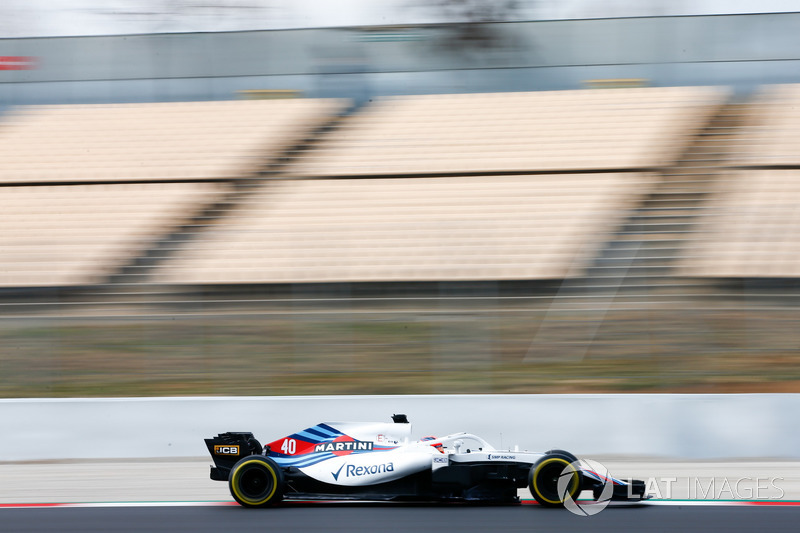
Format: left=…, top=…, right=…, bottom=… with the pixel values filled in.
left=314, top=441, right=374, bottom=453
left=332, top=462, right=395, bottom=480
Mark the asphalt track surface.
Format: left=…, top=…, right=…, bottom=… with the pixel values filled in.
left=3, top=503, right=800, bottom=533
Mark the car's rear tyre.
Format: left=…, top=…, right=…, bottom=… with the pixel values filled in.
left=229, top=456, right=284, bottom=508
left=529, top=452, right=582, bottom=508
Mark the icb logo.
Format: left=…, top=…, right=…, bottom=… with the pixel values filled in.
left=557, top=459, right=614, bottom=517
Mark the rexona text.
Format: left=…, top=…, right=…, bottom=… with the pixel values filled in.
left=346, top=463, right=395, bottom=477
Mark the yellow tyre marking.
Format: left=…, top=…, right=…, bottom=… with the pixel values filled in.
left=532, top=457, right=578, bottom=505
left=231, top=459, right=278, bottom=506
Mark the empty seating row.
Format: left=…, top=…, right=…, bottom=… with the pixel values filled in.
left=679, top=170, right=800, bottom=278
left=287, top=87, right=728, bottom=177
left=0, top=99, right=348, bottom=183
left=150, top=173, right=655, bottom=285
left=0, top=183, right=225, bottom=287
left=733, top=84, right=800, bottom=167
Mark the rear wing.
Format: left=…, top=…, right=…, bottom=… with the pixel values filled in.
left=204, top=432, right=263, bottom=481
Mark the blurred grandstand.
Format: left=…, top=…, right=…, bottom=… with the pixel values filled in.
left=2, top=19, right=800, bottom=395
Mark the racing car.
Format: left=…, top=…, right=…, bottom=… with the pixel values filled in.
left=204, top=414, right=647, bottom=508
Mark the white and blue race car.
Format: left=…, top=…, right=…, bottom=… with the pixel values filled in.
left=205, top=414, right=647, bottom=508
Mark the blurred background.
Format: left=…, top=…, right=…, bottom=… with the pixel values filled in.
left=2, top=0, right=800, bottom=398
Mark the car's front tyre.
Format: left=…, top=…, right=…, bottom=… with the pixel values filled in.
left=228, top=456, right=284, bottom=507
left=529, top=452, right=582, bottom=508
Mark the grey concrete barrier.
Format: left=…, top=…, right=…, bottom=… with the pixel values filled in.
left=1, top=394, right=798, bottom=462
left=3, top=13, right=800, bottom=105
